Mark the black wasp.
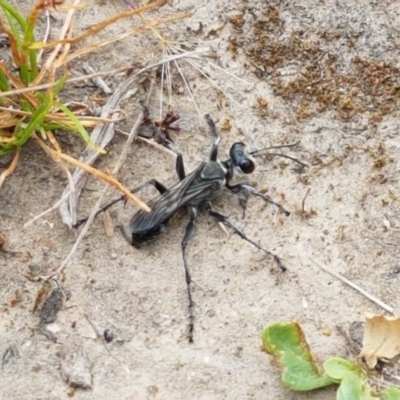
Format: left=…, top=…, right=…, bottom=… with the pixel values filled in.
left=80, top=114, right=306, bottom=343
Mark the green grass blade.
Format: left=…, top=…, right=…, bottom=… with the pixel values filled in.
left=0, top=69, right=10, bottom=92
left=0, top=0, right=35, bottom=83
left=23, top=11, right=38, bottom=79
left=0, top=1, right=27, bottom=32
left=13, top=97, right=52, bottom=147
left=53, top=75, right=68, bottom=96
left=55, top=101, right=106, bottom=154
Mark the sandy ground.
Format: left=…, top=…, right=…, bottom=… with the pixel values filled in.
left=1, top=0, right=400, bottom=399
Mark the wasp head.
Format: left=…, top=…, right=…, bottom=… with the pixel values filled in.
left=229, top=142, right=255, bottom=174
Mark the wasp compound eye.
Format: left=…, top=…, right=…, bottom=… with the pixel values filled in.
left=240, top=159, right=255, bottom=174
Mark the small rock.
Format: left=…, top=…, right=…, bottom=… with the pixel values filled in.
left=60, top=340, right=92, bottom=390
left=39, top=288, right=66, bottom=325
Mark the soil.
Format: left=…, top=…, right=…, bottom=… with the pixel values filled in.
left=1, top=0, right=400, bottom=399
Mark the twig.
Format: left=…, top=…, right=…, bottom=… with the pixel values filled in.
left=165, top=49, right=173, bottom=108
left=24, top=191, right=71, bottom=228
left=302, top=188, right=311, bottom=212
left=0, top=147, right=20, bottom=189
left=311, top=258, right=395, bottom=314
left=137, top=136, right=177, bottom=157
left=57, top=79, right=155, bottom=274
left=159, top=48, right=166, bottom=118
left=115, top=128, right=177, bottom=158
left=24, top=162, right=74, bottom=228
left=83, top=313, right=132, bottom=374
left=82, top=63, right=112, bottom=94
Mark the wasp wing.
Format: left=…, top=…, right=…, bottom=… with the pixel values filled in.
left=129, top=161, right=225, bottom=233
left=129, top=162, right=205, bottom=233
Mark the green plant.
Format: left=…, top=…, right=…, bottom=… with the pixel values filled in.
left=0, top=0, right=184, bottom=209
left=262, top=322, right=400, bottom=399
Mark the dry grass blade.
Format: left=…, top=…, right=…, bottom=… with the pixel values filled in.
left=58, top=13, right=191, bottom=67
left=34, top=0, right=172, bottom=49
left=34, top=137, right=150, bottom=213
left=0, top=53, right=206, bottom=99
left=58, top=153, right=149, bottom=212
left=33, top=0, right=79, bottom=85
left=0, top=147, right=20, bottom=189
left=311, top=258, right=395, bottom=314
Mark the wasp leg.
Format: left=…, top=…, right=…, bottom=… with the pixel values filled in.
left=151, top=136, right=186, bottom=181
left=141, top=109, right=186, bottom=181
left=238, top=191, right=251, bottom=219
left=73, top=179, right=168, bottom=229
left=114, top=179, right=169, bottom=246
left=204, top=114, right=221, bottom=162
left=73, top=196, right=124, bottom=229
left=175, top=153, right=186, bottom=181
left=132, top=179, right=168, bottom=195
left=116, top=224, right=135, bottom=246
left=163, top=114, right=220, bottom=179
left=206, top=204, right=286, bottom=272
left=226, top=183, right=290, bottom=216
left=141, top=129, right=185, bottom=181
left=181, top=205, right=198, bottom=343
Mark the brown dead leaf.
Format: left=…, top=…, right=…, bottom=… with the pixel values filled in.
left=102, top=210, right=115, bottom=237
left=32, top=280, right=52, bottom=315
left=360, top=313, right=400, bottom=369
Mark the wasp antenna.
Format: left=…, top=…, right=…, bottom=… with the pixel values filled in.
left=249, top=141, right=307, bottom=168
left=262, top=152, right=308, bottom=168
left=249, top=141, right=301, bottom=156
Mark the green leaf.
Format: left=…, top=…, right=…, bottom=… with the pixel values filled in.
left=379, top=387, right=400, bottom=400
left=262, top=322, right=334, bottom=391
left=324, top=357, right=361, bottom=382
left=337, top=372, right=374, bottom=400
